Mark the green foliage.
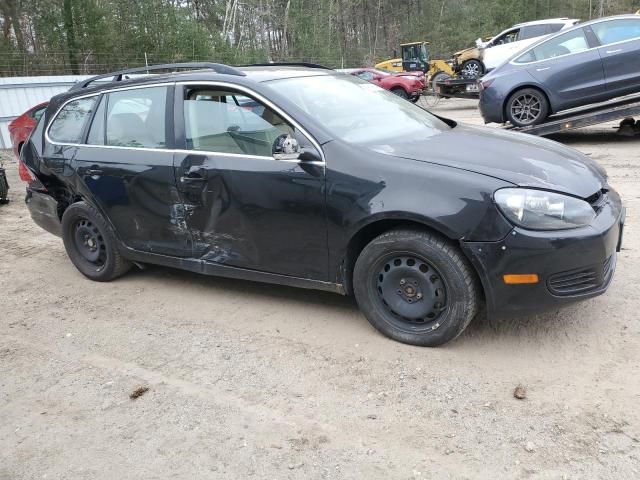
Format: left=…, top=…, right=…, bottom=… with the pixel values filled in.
left=0, top=0, right=639, bottom=75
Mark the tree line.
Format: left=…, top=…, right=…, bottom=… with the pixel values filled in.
left=0, top=0, right=638, bottom=76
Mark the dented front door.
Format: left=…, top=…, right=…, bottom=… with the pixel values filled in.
left=173, top=85, right=328, bottom=280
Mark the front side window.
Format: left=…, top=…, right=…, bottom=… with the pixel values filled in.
left=592, top=19, right=640, bottom=46
left=48, top=97, right=97, bottom=143
left=515, top=28, right=589, bottom=63
left=184, top=88, right=293, bottom=156
left=492, top=29, right=520, bottom=46
left=87, top=86, right=167, bottom=148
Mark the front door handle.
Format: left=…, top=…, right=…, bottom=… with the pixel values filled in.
left=86, top=168, right=103, bottom=176
left=606, top=49, right=622, bottom=54
left=536, top=67, right=551, bottom=71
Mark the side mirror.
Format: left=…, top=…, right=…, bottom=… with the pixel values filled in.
left=272, top=134, right=300, bottom=160
left=475, top=38, right=483, bottom=48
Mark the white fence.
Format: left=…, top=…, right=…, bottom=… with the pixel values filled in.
left=0, top=75, right=91, bottom=149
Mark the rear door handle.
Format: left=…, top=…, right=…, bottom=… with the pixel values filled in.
left=536, top=67, right=550, bottom=71
left=606, top=49, right=622, bottom=54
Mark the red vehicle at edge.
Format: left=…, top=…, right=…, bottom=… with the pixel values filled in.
left=340, top=68, right=424, bottom=102
left=9, top=102, right=48, bottom=158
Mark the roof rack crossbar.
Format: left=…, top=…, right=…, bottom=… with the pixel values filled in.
left=73, top=62, right=246, bottom=90
left=237, top=62, right=332, bottom=70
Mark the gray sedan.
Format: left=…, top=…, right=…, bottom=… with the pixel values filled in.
left=479, top=15, right=640, bottom=126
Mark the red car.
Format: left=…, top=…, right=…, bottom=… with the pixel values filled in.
left=341, top=68, right=424, bottom=102
left=8, top=102, right=48, bottom=158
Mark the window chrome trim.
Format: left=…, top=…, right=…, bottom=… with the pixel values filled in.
left=44, top=80, right=326, bottom=166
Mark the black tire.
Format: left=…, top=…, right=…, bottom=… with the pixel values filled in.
left=61, top=201, right=131, bottom=281
left=461, top=59, right=484, bottom=78
left=0, top=169, right=8, bottom=204
left=430, top=71, right=451, bottom=93
left=505, top=88, right=549, bottom=127
left=353, top=229, right=479, bottom=347
left=391, top=87, right=409, bottom=100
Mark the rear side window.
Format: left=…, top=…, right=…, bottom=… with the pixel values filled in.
left=29, top=105, right=47, bottom=122
left=48, top=97, right=97, bottom=143
left=516, top=28, right=589, bottom=63
left=547, top=23, right=566, bottom=34
left=87, top=86, right=168, bottom=148
left=520, top=24, right=549, bottom=40
left=592, top=19, right=640, bottom=46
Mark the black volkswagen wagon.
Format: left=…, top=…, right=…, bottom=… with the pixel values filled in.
left=21, top=62, right=624, bottom=346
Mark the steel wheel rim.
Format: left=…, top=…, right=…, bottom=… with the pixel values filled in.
left=374, top=253, right=448, bottom=330
left=463, top=62, right=480, bottom=77
left=73, top=218, right=106, bottom=268
left=511, top=94, right=542, bottom=124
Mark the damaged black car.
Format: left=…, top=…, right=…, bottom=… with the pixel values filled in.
left=20, top=62, right=624, bottom=346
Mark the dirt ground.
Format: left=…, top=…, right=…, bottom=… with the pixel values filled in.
left=1, top=98, right=639, bottom=479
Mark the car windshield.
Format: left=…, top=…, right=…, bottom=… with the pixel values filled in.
left=266, top=75, right=450, bottom=144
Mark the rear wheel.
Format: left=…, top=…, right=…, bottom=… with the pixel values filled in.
left=353, top=229, right=479, bottom=347
left=461, top=59, right=484, bottom=78
left=391, top=87, right=409, bottom=100
left=61, top=201, right=131, bottom=281
left=505, top=88, right=549, bottom=127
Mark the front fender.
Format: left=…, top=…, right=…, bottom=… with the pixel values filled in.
left=323, top=141, right=514, bottom=284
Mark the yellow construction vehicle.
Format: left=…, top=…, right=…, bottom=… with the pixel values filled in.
left=375, top=41, right=455, bottom=89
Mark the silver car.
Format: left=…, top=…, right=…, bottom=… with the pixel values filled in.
left=479, top=15, right=640, bottom=126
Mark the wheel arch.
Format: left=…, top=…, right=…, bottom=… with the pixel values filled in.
left=502, top=84, right=553, bottom=121
left=342, top=215, right=468, bottom=296
left=390, top=84, right=410, bottom=95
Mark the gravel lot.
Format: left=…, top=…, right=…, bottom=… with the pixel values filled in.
left=1, top=98, right=638, bottom=479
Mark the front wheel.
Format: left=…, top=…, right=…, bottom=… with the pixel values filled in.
left=353, top=229, right=480, bottom=346
left=61, top=201, right=131, bottom=281
left=391, top=87, right=409, bottom=100
left=461, top=59, right=484, bottom=78
left=505, top=88, right=549, bottom=127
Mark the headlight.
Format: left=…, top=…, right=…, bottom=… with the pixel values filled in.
left=494, top=188, right=595, bottom=230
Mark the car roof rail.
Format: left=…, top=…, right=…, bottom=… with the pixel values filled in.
left=237, top=62, right=333, bottom=70
left=71, top=62, right=246, bottom=90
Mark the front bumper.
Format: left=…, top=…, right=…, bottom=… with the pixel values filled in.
left=461, top=189, right=624, bottom=316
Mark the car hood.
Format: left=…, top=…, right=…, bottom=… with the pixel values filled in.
left=368, top=124, right=605, bottom=198
left=453, top=46, right=476, bottom=57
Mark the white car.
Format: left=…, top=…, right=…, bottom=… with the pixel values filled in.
left=454, top=18, right=579, bottom=77
left=479, top=18, right=581, bottom=71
